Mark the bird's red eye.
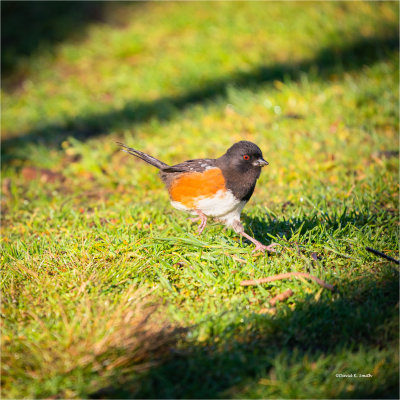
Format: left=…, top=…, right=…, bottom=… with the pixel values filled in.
left=243, top=155, right=250, bottom=160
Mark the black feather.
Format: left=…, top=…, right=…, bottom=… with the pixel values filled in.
left=117, top=142, right=168, bottom=170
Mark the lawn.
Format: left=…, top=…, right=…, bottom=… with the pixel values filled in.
left=1, top=1, right=399, bottom=398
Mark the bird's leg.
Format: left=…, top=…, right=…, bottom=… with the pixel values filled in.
left=232, top=221, right=278, bottom=253
left=190, top=210, right=208, bottom=235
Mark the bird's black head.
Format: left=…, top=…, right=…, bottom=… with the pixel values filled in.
left=221, top=141, right=268, bottom=173
left=216, top=141, right=268, bottom=201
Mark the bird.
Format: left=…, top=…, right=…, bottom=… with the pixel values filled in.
left=118, top=140, right=277, bottom=253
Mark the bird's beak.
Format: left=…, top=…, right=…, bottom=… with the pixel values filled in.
left=253, top=158, right=269, bottom=167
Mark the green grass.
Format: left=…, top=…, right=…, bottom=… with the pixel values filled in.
left=1, top=1, right=399, bottom=398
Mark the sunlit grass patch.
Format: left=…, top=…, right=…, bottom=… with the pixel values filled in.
left=1, top=286, right=184, bottom=398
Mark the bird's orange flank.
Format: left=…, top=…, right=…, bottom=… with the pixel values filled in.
left=169, top=168, right=226, bottom=208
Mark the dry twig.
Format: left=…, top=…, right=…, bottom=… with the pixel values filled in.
left=366, top=247, right=400, bottom=265
left=240, top=272, right=334, bottom=291
left=269, top=289, right=294, bottom=306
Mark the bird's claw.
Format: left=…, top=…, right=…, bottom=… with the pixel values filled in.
left=252, top=242, right=279, bottom=254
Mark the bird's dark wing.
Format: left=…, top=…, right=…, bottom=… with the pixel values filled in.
left=161, top=159, right=216, bottom=173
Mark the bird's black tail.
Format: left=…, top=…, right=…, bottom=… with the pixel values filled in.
left=117, top=142, right=169, bottom=170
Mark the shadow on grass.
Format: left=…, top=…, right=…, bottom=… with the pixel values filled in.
left=1, top=1, right=139, bottom=81
left=241, top=206, right=385, bottom=248
left=1, top=33, right=398, bottom=165
left=90, top=267, right=399, bottom=399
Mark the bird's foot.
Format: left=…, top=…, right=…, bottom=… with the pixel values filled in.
left=238, top=231, right=279, bottom=254
left=189, top=210, right=207, bottom=235
left=252, top=242, right=279, bottom=254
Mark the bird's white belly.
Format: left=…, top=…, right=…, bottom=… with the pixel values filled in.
left=170, top=189, right=246, bottom=226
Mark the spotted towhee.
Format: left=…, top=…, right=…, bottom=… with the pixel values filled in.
left=118, top=141, right=277, bottom=252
